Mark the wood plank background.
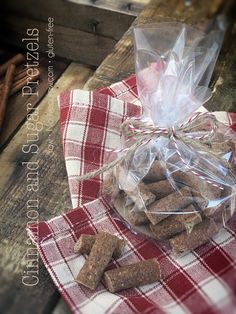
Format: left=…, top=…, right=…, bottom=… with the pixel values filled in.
left=0, top=0, right=235, bottom=313
left=1, top=0, right=136, bottom=40
left=0, top=15, right=117, bottom=66
left=0, top=0, right=140, bottom=66
left=206, top=22, right=236, bottom=112
left=67, top=0, right=149, bottom=15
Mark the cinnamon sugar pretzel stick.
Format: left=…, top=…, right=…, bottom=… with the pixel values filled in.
left=104, top=259, right=161, bottom=293
left=169, top=218, right=219, bottom=254
left=125, top=181, right=156, bottom=210
left=150, top=204, right=202, bottom=240
left=202, top=186, right=233, bottom=218
left=76, top=232, right=119, bottom=290
left=0, top=70, right=40, bottom=97
left=172, top=171, right=221, bottom=203
left=147, top=180, right=175, bottom=200
left=10, top=71, right=40, bottom=96
left=143, top=160, right=166, bottom=182
left=127, top=209, right=149, bottom=226
left=0, top=67, right=26, bottom=89
left=146, top=187, right=192, bottom=225
left=74, top=234, right=126, bottom=258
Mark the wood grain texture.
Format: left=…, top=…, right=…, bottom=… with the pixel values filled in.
left=2, top=0, right=136, bottom=41
left=67, top=0, right=149, bottom=15
left=0, top=56, right=69, bottom=151
left=0, top=63, right=93, bottom=196
left=206, top=23, right=236, bottom=112
left=0, top=15, right=116, bottom=66
left=0, top=63, right=93, bottom=314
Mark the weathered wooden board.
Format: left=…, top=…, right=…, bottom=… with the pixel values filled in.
left=2, top=0, right=136, bottom=41
left=0, top=0, right=144, bottom=65
left=0, top=0, right=235, bottom=314
left=206, top=22, right=236, bottom=112
left=0, top=15, right=116, bottom=66
left=0, top=54, right=69, bottom=150
left=67, top=0, right=149, bottom=15
left=0, top=63, right=93, bottom=314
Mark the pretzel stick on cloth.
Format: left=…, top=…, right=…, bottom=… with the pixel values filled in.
left=74, top=234, right=126, bottom=258
left=0, top=64, right=15, bottom=129
left=76, top=232, right=120, bottom=290
left=104, top=259, right=161, bottom=293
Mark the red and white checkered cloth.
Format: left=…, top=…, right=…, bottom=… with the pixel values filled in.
left=27, top=75, right=236, bottom=314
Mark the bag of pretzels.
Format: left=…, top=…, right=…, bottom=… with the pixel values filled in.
left=101, top=22, right=236, bottom=255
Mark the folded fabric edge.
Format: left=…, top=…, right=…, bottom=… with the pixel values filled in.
left=26, top=196, right=112, bottom=245
left=58, top=88, right=233, bottom=129
left=58, top=89, right=128, bottom=109
left=26, top=220, right=52, bottom=245
left=58, top=73, right=137, bottom=103
left=97, top=74, right=137, bottom=93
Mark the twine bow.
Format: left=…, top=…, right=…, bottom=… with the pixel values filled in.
left=77, top=111, right=228, bottom=189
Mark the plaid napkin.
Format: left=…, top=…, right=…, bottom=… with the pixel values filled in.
left=59, top=75, right=141, bottom=208
left=27, top=75, right=236, bottom=314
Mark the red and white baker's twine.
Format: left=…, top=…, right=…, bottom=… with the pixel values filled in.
left=77, top=111, right=223, bottom=189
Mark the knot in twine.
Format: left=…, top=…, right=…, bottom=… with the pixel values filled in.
left=77, top=111, right=228, bottom=189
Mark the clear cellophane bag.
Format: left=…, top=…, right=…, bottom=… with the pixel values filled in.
left=103, top=22, right=236, bottom=255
